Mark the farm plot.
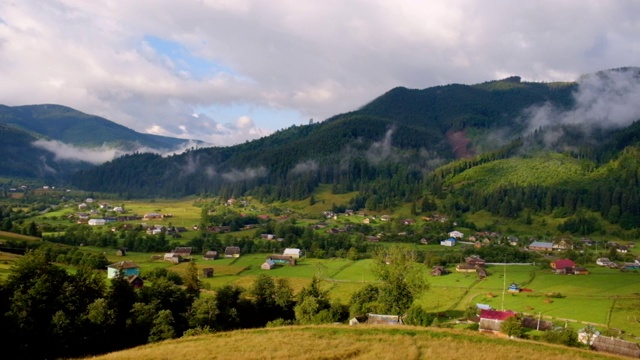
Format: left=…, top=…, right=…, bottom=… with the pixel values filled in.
left=609, top=297, right=640, bottom=338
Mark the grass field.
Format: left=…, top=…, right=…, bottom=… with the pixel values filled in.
left=0, top=230, right=41, bottom=242
left=82, top=324, right=621, bottom=360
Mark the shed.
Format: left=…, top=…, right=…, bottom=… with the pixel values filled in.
left=203, top=251, right=218, bottom=260
left=225, top=246, right=241, bottom=258
left=591, top=336, right=640, bottom=358
left=126, top=275, right=144, bottom=289
left=116, top=248, right=127, bottom=256
left=261, top=259, right=276, bottom=270
left=430, top=266, right=447, bottom=276
left=202, top=268, right=214, bottom=278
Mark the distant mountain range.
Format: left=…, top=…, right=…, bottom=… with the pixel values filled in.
left=0, top=104, right=198, bottom=180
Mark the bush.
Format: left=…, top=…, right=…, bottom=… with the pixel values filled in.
left=404, top=306, right=435, bottom=327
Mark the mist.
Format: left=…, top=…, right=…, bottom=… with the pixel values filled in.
left=524, top=68, right=640, bottom=143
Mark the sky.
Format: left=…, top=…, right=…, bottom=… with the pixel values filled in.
left=1, top=0, right=639, bottom=147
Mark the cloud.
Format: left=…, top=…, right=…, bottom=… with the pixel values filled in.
left=32, top=138, right=204, bottom=165
left=291, top=160, right=319, bottom=174
left=366, top=127, right=396, bottom=164
left=221, top=166, right=268, bottom=182
left=32, top=140, right=129, bottom=164
left=1, top=1, right=640, bottom=146
left=523, top=68, right=640, bottom=145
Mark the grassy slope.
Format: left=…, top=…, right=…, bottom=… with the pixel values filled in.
left=82, top=325, right=620, bottom=360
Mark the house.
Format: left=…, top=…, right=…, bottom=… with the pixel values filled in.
left=528, top=241, right=554, bottom=251
left=173, top=247, right=193, bottom=257
left=366, top=313, right=403, bottom=325
left=146, top=225, right=165, bottom=235
left=107, top=261, right=140, bottom=279
left=366, top=236, right=380, bottom=242
left=551, top=259, right=576, bottom=271
left=225, top=246, right=241, bottom=258
left=142, top=212, right=163, bottom=220
left=261, top=259, right=276, bottom=270
left=553, top=239, right=573, bottom=251
left=88, top=218, right=106, bottom=226
left=78, top=203, right=87, bottom=210
left=116, top=248, right=127, bottom=256
left=202, top=268, right=214, bottom=278
left=113, top=206, right=124, bottom=213
left=596, top=258, right=612, bottom=266
left=622, top=262, right=640, bottom=270
left=283, top=248, right=303, bottom=259
left=363, top=218, right=370, bottom=224
left=420, top=238, right=429, bottom=245
left=126, top=275, right=144, bottom=289
left=430, top=266, right=447, bottom=276
left=478, top=309, right=517, bottom=334
left=260, top=233, right=276, bottom=240
left=591, top=336, right=640, bottom=358
left=616, top=245, right=629, bottom=253
left=448, top=230, right=464, bottom=239
left=465, top=255, right=485, bottom=267
left=203, top=251, right=218, bottom=260
left=440, top=238, right=456, bottom=247
left=402, top=219, right=415, bottom=225
left=380, top=215, right=390, bottom=222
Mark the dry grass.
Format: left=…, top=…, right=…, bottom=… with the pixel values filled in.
left=83, top=325, right=621, bottom=360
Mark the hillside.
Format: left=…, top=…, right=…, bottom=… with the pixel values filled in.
left=83, top=325, right=619, bottom=360
left=69, top=73, right=583, bottom=198
left=0, top=104, right=189, bottom=149
left=0, top=123, right=94, bottom=179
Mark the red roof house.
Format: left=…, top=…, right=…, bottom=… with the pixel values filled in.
left=479, top=310, right=517, bottom=334
left=551, top=259, right=576, bottom=270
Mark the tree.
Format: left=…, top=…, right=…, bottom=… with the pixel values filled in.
left=183, top=261, right=202, bottom=303
left=188, top=296, right=219, bottom=329
left=294, top=276, right=333, bottom=324
left=370, top=245, right=429, bottom=315
left=500, top=316, right=524, bottom=338
left=148, top=310, right=176, bottom=343
left=349, top=284, right=379, bottom=317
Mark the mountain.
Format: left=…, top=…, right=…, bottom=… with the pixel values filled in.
left=0, top=104, right=198, bottom=180
left=69, top=72, right=581, bottom=198
left=0, top=104, right=188, bottom=149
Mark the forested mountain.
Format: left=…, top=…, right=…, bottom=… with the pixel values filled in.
left=0, top=104, right=200, bottom=180
left=0, top=123, right=93, bottom=179
left=70, top=74, right=580, bottom=199
left=0, top=104, right=188, bottom=149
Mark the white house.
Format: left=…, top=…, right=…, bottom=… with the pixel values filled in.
left=440, top=238, right=456, bottom=247
left=88, top=219, right=106, bottom=226
left=283, top=248, right=303, bottom=259
left=448, top=231, right=464, bottom=239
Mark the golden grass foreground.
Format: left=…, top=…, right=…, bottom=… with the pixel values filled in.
left=82, top=325, right=623, bottom=360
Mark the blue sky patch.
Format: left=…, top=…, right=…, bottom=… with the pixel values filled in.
left=143, top=35, right=238, bottom=79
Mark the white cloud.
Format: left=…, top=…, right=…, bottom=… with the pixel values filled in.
left=1, top=1, right=639, bottom=146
